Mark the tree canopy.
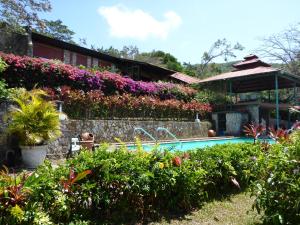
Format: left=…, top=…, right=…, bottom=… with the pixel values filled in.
left=257, top=23, right=300, bottom=76
left=0, top=0, right=75, bottom=42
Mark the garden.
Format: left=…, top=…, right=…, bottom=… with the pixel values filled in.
left=0, top=53, right=299, bottom=225
left=0, top=139, right=299, bottom=224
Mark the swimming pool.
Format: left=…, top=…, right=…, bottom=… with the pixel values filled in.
left=127, top=137, right=274, bottom=151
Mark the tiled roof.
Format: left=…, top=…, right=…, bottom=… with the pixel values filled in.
left=197, top=66, right=280, bottom=83
left=170, top=72, right=201, bottom=84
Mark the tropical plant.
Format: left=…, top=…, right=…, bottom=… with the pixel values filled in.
left=268, top=127, right=290, bottom=143
left=243, top=123, right=265, bottom=143
left=0, top=166, right=32, bottom=224
left=0, top=79, right=9, bottom=100
left=251, top=142, right=300, bottom=224
left=0, top=57, right=7, bottom=72
left=5, top=88, right=61, bottom=145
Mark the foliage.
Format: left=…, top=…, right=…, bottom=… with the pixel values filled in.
left=251, top=142, right=300, bottom=224
left=0, top=0, right=51, bottom=32
left=0, top=52, right=197, bottom=101
left=0, top=57, right=7, bottom=72
left=5, top=88, right=61, bottom=145
left=43, top=87, right=211, bottom=120
left=0, top=79, right=9, bottom=100
left=0, top=142, right=266, bottom=224
left=0, top=166, right=32, bottom=224
left=136, top=50, right=183, bottom=72
left=194, top=88, right=232, bottom=105
left=243, top=123, right=265, bottom=143
left=36, top=19, right=75, bottom=43
left=268, top=127, right=290, bottom=143
left=198, top=39, right=244, bottom=75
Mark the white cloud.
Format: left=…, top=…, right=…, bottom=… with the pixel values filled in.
left=98, top=5, right=182, bottom=40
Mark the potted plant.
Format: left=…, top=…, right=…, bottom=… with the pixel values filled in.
left=5, top=88, right=61, bottom=168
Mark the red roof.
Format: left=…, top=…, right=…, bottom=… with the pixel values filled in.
left=170, top=72, right=201, bottom=84
left=232, top=54, right=271, bottom=69
left=197, top=66, right=279, bottom=83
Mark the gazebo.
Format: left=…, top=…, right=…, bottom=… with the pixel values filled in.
left=197, top=55, right=300, bottom=134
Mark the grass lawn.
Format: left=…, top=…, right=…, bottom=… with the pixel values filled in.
left=149, top=192, right=262, bottom=225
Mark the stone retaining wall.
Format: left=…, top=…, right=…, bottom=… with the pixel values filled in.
left=0, top=100, right=211, bottom=161
left=47, top=119, right=211, bottom=159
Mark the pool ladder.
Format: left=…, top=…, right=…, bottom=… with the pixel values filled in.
left=156, top=127, right=183, bottom=150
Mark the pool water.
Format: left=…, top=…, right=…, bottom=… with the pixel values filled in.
left=127, top=137, right=274, bottom=151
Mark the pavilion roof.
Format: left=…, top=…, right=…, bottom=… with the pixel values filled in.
left=197, top=55, right=300, bottom=93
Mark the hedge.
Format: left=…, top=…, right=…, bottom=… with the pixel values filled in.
left=0, top=52, right=196, bottom=101
left=0, top=143, right=263, bottom=224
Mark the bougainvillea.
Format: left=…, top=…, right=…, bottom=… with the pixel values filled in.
left=0, top=52, right=196, bottom=101
left=44, top=87, right=211, bottom=120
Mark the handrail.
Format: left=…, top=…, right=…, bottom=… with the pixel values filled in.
left=133, top=127, right=157, bottom=142
left=156, top=127, right=182, bottom=150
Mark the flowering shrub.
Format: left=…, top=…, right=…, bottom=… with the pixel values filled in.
left=0, top=52, right=196, bottom=101
left=0, top=143, right=263, bottom=224
left=44, top=87, right=212, bottom=119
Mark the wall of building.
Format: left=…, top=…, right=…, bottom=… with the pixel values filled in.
left=33, top=42, right=64, bottom=61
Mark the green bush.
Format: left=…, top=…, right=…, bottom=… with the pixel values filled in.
left=194, top=89, right=232, bottom=105
left=251, top=142, right=300, bottom=225
left=0, top=142, right=264, bottom=224
left=0, top=57, right=7, bottom=73
left=0, top=79, right=9, bottom=100
left=0, top=57, right=9, bottom=100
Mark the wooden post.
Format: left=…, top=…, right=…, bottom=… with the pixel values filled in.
left=275, top=74, right=279, bottom=129
left=229, top=80, right=233, bottom=111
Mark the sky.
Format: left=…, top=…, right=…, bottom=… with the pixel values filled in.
left=42, top=0, right=300, bottom=64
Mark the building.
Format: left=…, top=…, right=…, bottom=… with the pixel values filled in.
left=197, top=55, right=300, bottom=135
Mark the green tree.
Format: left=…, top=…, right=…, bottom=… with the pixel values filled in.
left=0, top=0, right=76, bottom=43
left=0, top=0, right=51, bottom=32
left=136, top=50, right=183, bottom=71
left=198, top=38, right=244, bottom=75
left=37, top=19, right=75, bottom=42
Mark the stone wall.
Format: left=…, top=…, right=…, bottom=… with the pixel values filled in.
left=47, top=120, right=211, bottom=159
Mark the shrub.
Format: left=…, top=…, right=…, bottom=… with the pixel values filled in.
left=0, top=52, right=196, bottom=101
left=44, top=88, right=211, bottom=120
left=251, top=142, right=300, bottom=225
left=0, top=79, right=9, bottom=100
left=5, top=88, right=61, bottom=145
left=0, top=57, right=7, bottom=73
left=194, top=89, right=232, bottom=105
left=0, top=142, right=266, bottom=224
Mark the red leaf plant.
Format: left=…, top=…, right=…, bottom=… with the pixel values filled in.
left=243, top=123, right=265, bottom=143
left=0, top=166, right=31, bottom=207
left=268, top=127, right=290, bottom=143
left=172, top=156, right=182, bottom=167
left=61, top=166, right=92, bottom=194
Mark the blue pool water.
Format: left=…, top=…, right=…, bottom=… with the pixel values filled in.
left=127, top=138, right=274, bottom=151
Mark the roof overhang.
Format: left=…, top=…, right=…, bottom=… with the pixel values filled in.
left=197, top=67, right=300, bottom=93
